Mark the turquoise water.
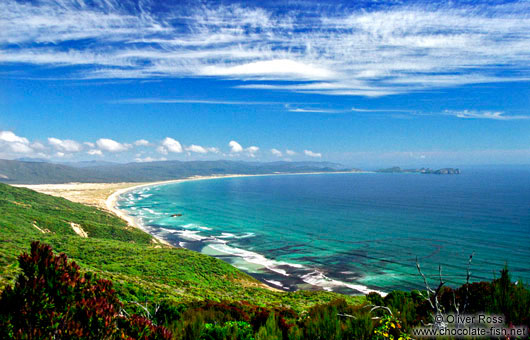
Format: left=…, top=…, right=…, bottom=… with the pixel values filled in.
left=117, top=169, right=530, bottom=294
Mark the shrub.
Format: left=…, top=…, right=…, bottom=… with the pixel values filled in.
left=0, top=241, right=170, bottom=339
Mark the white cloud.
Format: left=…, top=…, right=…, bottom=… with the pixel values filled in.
left=10, top=142, right=33, bottom=153
left=134, top=156, right=166, bottom=162
left=445, top=110, right=530, bottom=120
left=96, top=138, right=130, bottom=152
left=228, top=140, right=259, bottom=157
left=161, top=137, right=183, bottom=153
left=201, top=59, right=333, bottom=80
left=3, top=1, right=530, bottom=96
left=229, top=140, right=243, bottom=153
left=156, top=146, right=168, bottom=155
left=115, top=98, right=280, bottom=105
left=0, top=131, right=29, bottom=144
left=186, top=144, right=208, bottom=154
left=48, top=137, right=82, bottom=152
left=87, top=149, right=103, bottom=156
left=0, top=131, right=42, bottom=155
left=304, top=150, right=322, bottom=158
left=134, top=139, right=151, bottom=146
left=271, top=148, right=282, bottom=157
left=246, top=146, right=259, bottom=158
left=285, top=149, right=296, bottom=156
left=287, top=107, right=349, bottom=114
left=84, top=142, right=95, bottom=148
left=30, top=142, right=46, bottom=150
left=207, top=147, right=220, bottom=154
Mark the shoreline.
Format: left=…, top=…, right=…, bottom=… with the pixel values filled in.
left=104, top=171, right=367, bottom=245
left=103, top=171, right=387, bottom=297
left=104, top=170, right=370, bottom=238
left=19, top=170, right=385, bottom=296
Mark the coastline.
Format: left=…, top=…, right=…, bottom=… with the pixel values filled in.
left=18, top=170, right=386, bottom=296
left=104, top=170, right=369, bottom=237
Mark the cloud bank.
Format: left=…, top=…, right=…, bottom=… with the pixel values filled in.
left=2, top=0, right=530, bottom=96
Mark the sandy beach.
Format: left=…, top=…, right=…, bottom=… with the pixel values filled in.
left=16, top=172, right=362, bottom=247
left=16, top=171, right=381, bottom=294
left=16, top=175, right=255, bottom=246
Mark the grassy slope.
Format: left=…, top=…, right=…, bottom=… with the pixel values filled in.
left=0, top=183, right=363, bottom=312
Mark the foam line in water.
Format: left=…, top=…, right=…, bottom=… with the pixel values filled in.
left=218, top=232, right=255, bottom=239
left=207, top=243, right=303, bottom=276
left=301, top=270, right=387, bottom=296
left=265, top=280, right=287, bottom=289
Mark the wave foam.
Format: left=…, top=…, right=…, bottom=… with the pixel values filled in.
left=301, top=270, right=387, bottom=296
left=208, top=243, right=302, bottom=276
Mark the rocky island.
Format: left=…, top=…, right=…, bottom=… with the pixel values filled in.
left=376, top=167, right=460, bottom=174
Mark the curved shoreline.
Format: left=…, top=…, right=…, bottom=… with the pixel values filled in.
left=105, top=171, right=387, bottom=297
left=104, top=171, right=368, bottom=232
left=105, top=172, right=364, bottom=245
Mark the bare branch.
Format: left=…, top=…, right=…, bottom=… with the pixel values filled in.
left=462, top=252, right=474, bottom=313
left=130, top=301, right=151, bottom=319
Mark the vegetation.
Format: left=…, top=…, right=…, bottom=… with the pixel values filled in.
left=0, top=241, right=170, bottom=339
left=1, top=182, right=529, bottom=339
left=0, top=182, right=362, bottom=310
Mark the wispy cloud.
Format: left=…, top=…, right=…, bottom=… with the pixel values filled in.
left=2, top=1, right=530, bottom=96
left=113, top=98, right=281, bottom=105
left=271, top=148, right=282, bottom=157
left=287, top=105, right=413, bottom=114
left=445, top=110, right=530, bottom=120
left=351, top=107, right=411, bottom=113
left=286, top=106, right=350, bottom=114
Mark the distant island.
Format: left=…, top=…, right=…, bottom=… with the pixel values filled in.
left=376, top=166, right=460, bottom=174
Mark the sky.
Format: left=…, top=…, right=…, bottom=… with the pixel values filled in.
left=1, top=0, right=529, bottom=167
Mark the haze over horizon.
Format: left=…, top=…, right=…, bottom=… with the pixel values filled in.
left=1, top=0, right=529, bottom=167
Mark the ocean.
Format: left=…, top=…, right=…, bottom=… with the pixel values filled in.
left=116, top=168, right=530, bottom=295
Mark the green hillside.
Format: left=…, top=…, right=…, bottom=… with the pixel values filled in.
left=0, top=182, right=362, bottom=311
left=2, top=182, right=528, bottom=339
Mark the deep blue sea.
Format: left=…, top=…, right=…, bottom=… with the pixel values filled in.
left=117, top=168, right=530, bottom=295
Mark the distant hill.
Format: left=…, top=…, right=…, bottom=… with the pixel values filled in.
left=0, top=159, right=354, bottom=184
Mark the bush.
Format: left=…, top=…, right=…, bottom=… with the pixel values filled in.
left=0, top=241, right=171, bottom=339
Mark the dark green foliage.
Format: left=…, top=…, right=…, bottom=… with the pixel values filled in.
left=0, top=241, right=170, bottom=339
left=255, top=314, right=282, bottom=340
left=367, top=267, right=530, bottom=332
left=381, top=290, right=428, bottom=328
left=202, top=321, right=255, bottom=340
left=293, top=299, right=374, bottom=340
left=490, top=267, right=530, bottom=327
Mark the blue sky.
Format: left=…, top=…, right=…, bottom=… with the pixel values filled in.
left=1, top=0, right=529, bottom=167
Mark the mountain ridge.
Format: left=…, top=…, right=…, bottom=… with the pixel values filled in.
left=0, top=159, right=354, bottom=184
